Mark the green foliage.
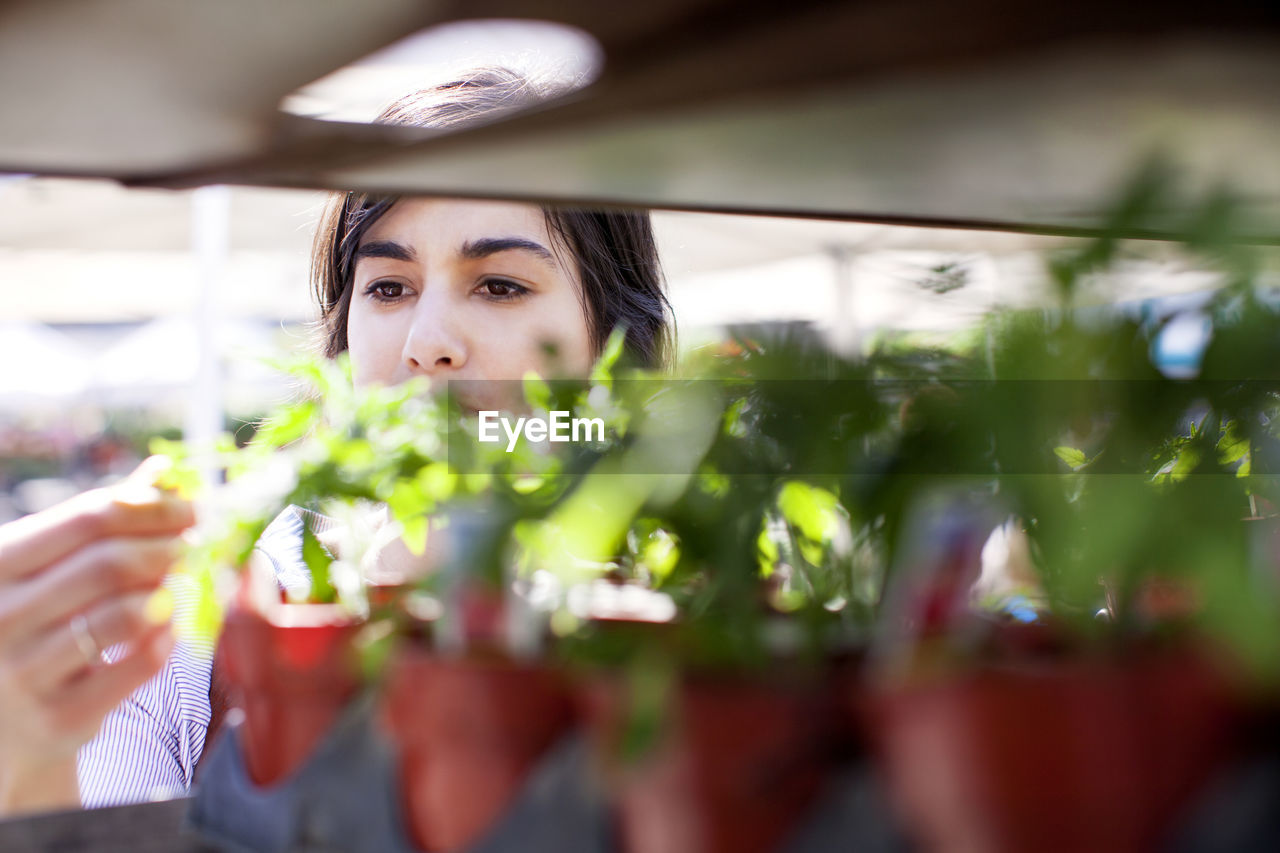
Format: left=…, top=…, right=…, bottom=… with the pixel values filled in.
left=896, top=164, right=1280, bottom=676
left=153, top=160, right=1280, bottom=690
left=159, top=355, right=468, bottom=640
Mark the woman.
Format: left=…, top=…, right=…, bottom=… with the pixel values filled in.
left=74, top=67, right=672, bottom=808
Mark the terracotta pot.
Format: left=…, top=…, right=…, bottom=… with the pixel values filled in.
left=217, top=603, right=363, bottom=786
left=870, top=649, right=1237, bottom=853
left=584, top=675, right=835, bottom=853
left=385, top=648, right=574, bottom=852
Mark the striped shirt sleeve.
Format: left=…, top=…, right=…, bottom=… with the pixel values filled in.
left=76, top=638, right=211, bottom=807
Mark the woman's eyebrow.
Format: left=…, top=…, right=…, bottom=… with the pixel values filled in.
left=460, top=237, right=554, bottom=264
left=355, top=240, right=416, bottom=262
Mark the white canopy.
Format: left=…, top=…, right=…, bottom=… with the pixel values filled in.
left=0, top=322, right=92, bottom=403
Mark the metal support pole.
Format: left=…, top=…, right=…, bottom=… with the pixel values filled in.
left=827, top=244, right=858, bottom=356
left=186, top=185, right=230, bottom=480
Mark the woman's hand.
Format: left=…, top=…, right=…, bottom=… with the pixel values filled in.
left=0, top=458, right=194, bottom=815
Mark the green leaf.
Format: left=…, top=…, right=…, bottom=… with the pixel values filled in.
left=757, top=523, right=780, bottom=576
left=697, top=467, right=730, bottom=498
left=1169, top=446, right=1201, bottom=483
left=1054, top=446, right=1088, bottom=470
left=401, top=515, right=430, bottom=556
left=636, top=524, right=679, bottom=579
left=798, top=538, right=826, bottom=567
left=590, top=326, right=628, bottom=385
left=300, top=519, right=337, bottom=604
left=777, top=481, right=839, bottom=544
left=387, top=479, right=430, bottom=556
left=1218, top=421, right=1250, bottom=466
left=418, top=463, right=456, bottom=502
left=510, top=475, right=546, bottom=495
left=152, top=456, right=203, bottom=499
left=254, top=400, right=319, bottom=448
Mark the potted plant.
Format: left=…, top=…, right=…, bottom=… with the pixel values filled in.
left=864, top=171, right=1280, bottom=852
left=164, top=356, right=461, bottom=788
left=533, top=333, right=899, bottom=853
left=173, top=340, right=638, bottom=848
left=155, top=174, right=1280, bottom=853
left=213, top=561, right=364, bottom=788
left=380, top=502, right=577, bottom=852
left=380, top=348, right=639, bottom=851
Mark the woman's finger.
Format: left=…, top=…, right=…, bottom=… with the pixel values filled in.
left=38, top=627, right=175, bottom=747
left=12, top=591, right=163, bottom=696
left=0, top=460, right=194, bottom=584
left=0, top=536, right=178, bottom=650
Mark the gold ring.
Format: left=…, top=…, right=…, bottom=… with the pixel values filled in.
left=69, top=614, right=103, bottom=665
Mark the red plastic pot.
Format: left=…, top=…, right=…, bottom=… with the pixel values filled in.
left=869, top=648, right=1238, bottom=853
left=384, top=648, right=574, bottom=852
left=217, top=603, right=363, bottom=786
left=584, top=675, right=835, bottom=853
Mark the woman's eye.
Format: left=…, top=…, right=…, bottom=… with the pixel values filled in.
left=364, top=280, right=406, bottom=301
left=478, top=278, right=529, bottom=301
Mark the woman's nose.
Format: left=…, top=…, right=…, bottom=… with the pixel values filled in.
left=402, top=302, right=467, bottom=374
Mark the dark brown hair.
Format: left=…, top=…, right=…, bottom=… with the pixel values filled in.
left=311, top=68, right=672, bottom=368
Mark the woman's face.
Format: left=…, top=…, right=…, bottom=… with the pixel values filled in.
left=346, top=198, right=594, bottom=399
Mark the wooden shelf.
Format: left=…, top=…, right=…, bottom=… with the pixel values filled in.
left=3, top=3, right=1278, bottom=233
